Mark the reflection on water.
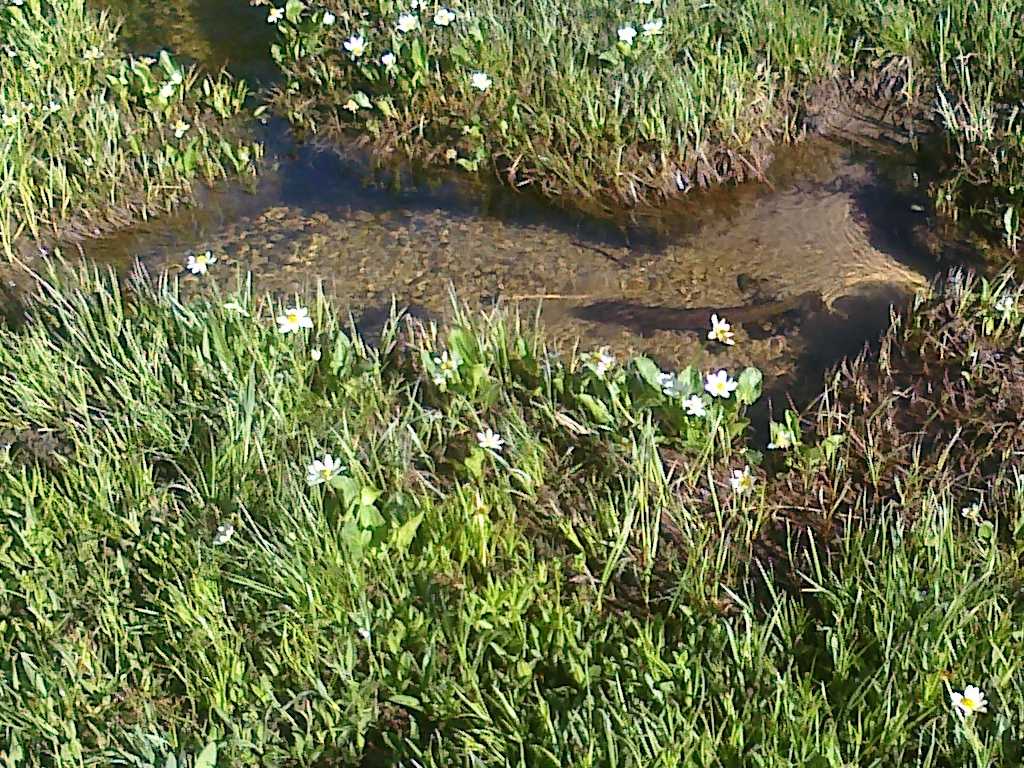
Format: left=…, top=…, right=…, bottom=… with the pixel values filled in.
left=95, top=0, right=278, bottom=83
left=71, top=0, right=957, bottom=405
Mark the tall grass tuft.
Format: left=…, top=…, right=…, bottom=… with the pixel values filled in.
left=0, top=0, right=261, bottom=259
left=270, top=0, right=1024, bottom=247
left=1, top=262, right=1023, bottom=763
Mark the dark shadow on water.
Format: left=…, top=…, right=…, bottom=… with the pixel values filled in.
left=753, top=282, right=914, bottom=438
left=95, top=0, right=278, bottom=84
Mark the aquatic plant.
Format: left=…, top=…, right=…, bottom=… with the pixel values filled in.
left=0, top=0, right=260, bottom=258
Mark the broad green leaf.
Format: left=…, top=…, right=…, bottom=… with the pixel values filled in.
left=577, top=393, right=612, bottom=424
left=735, top=367, right=763, bottom=406
left=195, top=743, right=217, bottom=768
left=392, top=513, right=423, bottom=552
left=358, top=504, right=385, bottom=529
left=632, top=356, right=665, bottom=391
left=285, top=0, right=305, bottom=23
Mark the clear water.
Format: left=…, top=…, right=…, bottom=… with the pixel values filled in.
left=69, top=0, right=967, bottom=402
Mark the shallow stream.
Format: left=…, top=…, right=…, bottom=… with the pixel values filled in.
left=69, top=0, right=968, bottom=402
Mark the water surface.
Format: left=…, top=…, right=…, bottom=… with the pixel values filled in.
left=69, top=0, right=959, bottom=400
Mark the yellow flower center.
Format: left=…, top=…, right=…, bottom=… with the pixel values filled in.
left=319, top=468, right=331, bottom=479
left=287, top=312, right=298, bottom=323
left=962, top=696, right=976, bottom=710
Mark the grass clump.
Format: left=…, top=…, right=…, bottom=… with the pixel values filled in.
left=268, top=0, right=1024, bottom=247
left=0, top=0, right=261, bottom=258
left=1, top=263, right=1024, bottom=764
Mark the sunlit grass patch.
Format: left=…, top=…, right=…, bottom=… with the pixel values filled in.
left=1, top=263, right=1023, bottom=763
left=0, top=0, right=261, bottom=258
left=269, top=0, right=1024, bottom=248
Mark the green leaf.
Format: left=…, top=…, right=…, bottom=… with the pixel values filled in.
left=331, top=475, right=361, bottom=507
left=195, top=742, right=217, bottom=768
left=411, top=38, right=428, bottom=73
left=632, top=356, right=665, bottom=391
left=464, top=448, right=486, bottom=480
left=388, top=694, right=421, bottom=710
left=393, top=513, right=423, bottom=552
left=678, top=365, right=702, bottom=396
left=375, top=97, right=399, bottom=119
left=360, top=485, right=381, bottom=507
left=285, top=0, right=305, bottom=23
left=735, top=367, right=763, bottom=406
left=821, top=433, right=845, bottom=461
left=341, top=519, right=371, bottom=561
left=577, top=393, right=613, bottom=424
left=358, top=504, right=385, bottom=529
left=467, top=363, right=488, bottom=393
left=447, top=327, right=478, bottom=364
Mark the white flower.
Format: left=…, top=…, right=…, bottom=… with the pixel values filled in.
left=444, top=147, right=458, bottom=161
left=397, top=13, right=419, bottom=32
left=223, top=301, right=249, bottom=316
left=951, top=685, right=988, bottom=716
left=186, top=251, right=216, bottom=275
left=83, top=46, right=103, bottom=61
left=170, top=70, right=184, bottom=85
left=657, top=371, right=675, bottom=393
left=277, top=306, right=314, bottom=334
left=682, top=395, right=706, bottom=417
left=322, top=11, right=336, bottom=25
left=433, top=350, right=461, bottom=379
left=768, top=425, right=796, bottom=450
left=433, top=7, right=455, bottom=26
left=45, top=100, right=61, bottom=114
left=267, top=7, right=284, bottom=23
left=636, top=0, right=654, bottom=4
left=3, top=45, right=17, bottom=58
left=310, top=347, right=322, bottom=361
left=158, top=83, right=175, bottom=100
left=357, top=626, right=372, bottom=641
left=642, top=19, right=664, bottom=36
left=344, top=34, right=366, bottom=58
left=470, top=71, right=492, bottom=91
left=707, top=313, right=735, bottom=345
left=476, top=428, right=505, bottom=452
left=381, top=52, right=396, bottom=67
left=705, top=369, right=738, bottom=399
left=172, top=118, right=190, bottom=138
left=583, top=348, right=615, bottom=378
left=306, top=453, right=343, bottom=486
left=729, top=466, right=756, bottom=494
left=995, top=295, right=1014, bottom=315
left=213, top=523, right=235, bottom=546
left=961, top=501, right=982, bottom=521
left=343, top=98, right=360, bottom=113
left=0, top=111, right=17, bottom=128
left=618, top=25, right=637, bottom=45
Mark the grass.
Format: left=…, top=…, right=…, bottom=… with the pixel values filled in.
left=0, top=0, right=261, bottom=259
left=269, top=0, right=1024, bottom=248
left=2, top=262, right=1023, bottom=764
